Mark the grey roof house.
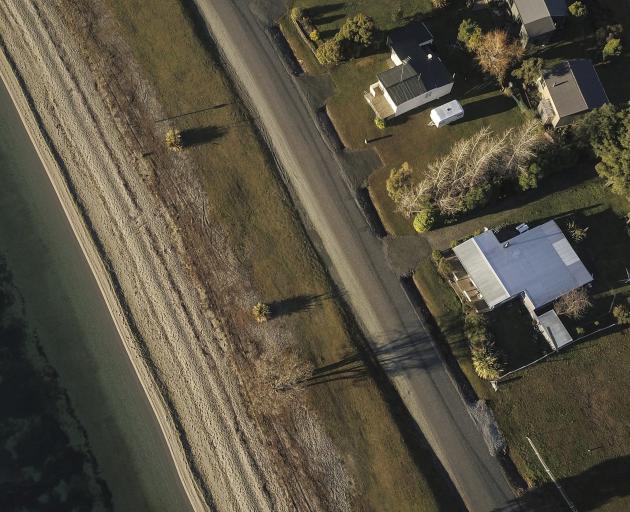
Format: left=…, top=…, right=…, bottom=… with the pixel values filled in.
left=505, top=0, right=568, bottom=45
left=537, top=59, right=608, bottom=127
left=364, top=23, right=453, bottom=119
left=452, top=220, right=593, bottom=349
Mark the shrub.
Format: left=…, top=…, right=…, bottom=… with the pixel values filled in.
left=252, top=302, right=272, bottom=323
left=602, top=38, right=623, bottom=61
left=290, top=7, right=303, bottom=22
left=437, top=256, right=454, bottom=278
left=567, top=220, right=589, bottom=242
left=386, top=162, right=413, bottom=202
left=612, top=304, right=630, bottom=325
left=458, top=19, right=482, bottom=50
left=568, top=1, right=587, bottom=17
left=315, top=38, right=343, bottom=65
left=309, top=29, right=320, bottom=43
left=576, top=326, right=585, bottom=335
left=595, top=24, right=623, bottom=47
left=431, top=249, right=443, bottom=266
left=339, top=13, right=375, bottom=48
left=165, top=128, right=183, bottom=151
left=512, top=57, right=544, bottom=87
left=374, top=116, right=386, bottom=130
left=518, top=162, right=541, bottom=190
left=413, top=208, right=435, bottom=232
left=431, top=0, right=450, bottom=7
left=471, top=343, right=502, bottom=380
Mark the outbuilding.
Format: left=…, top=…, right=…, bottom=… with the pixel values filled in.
left=430, top=100, right=464, bottom=127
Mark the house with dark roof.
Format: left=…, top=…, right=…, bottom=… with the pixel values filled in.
left=505, top=0, right=568, bottom=45
left=364, top=23, right=453, bottom=119
left=451, top=220, right=593, bottom=349
left=536, top=59, right=608, bottom=127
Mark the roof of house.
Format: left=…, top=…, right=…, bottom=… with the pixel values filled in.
left=514, top=0, right=568, bottom=38
left=537, top=309, right=573, bottom=348
left=542, top=59, right=608, bottom=118
left=378, top=23, right=452, bottom=106
left=453, top=220, right=593, bottom=309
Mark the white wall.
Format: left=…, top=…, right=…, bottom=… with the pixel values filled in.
left=391, top=49, right=402, bottom=66
left=393, top=81, right=453, bottom=116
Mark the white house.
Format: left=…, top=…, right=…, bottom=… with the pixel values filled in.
left=452, top=221, right=593, bottom=349
left=365, top=23, right=453, bottom=119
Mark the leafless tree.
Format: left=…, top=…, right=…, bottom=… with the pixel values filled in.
left=554, top=287, right=592, bottom=319
left=474, top=30, right=523, bottom=84
left=251, top=344, right=314, bottom=415
left=503, top=119, right=547, bottom=175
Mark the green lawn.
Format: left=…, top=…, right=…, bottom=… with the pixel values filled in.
left=106, top=0, right=461, bottom=509
left=413, top=183, right=630, bottom=510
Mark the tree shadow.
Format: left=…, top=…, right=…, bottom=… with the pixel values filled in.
left=308, top=331, right=442, bottom=385
left=269, top=290, right=344, bottom=318
left=181, top=125, right=226, bottom=147
left=493, top=455, right=630, bottom=511
left=456, top=93, right=514, bottom=124
left=306, top=2, right=345, bottom=18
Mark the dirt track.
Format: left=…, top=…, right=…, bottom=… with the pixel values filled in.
left=0, top=1, right=351, bottom=510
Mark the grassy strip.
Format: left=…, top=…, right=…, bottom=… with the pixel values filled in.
left=104, top=0, right=461, bottom=509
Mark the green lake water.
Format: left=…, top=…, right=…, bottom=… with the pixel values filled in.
left=0, top=82, right=192, bottom=511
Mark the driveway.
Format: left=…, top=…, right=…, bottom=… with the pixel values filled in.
left=192, top=1, right=520, bottom=510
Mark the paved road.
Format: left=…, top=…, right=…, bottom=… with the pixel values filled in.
left=194, top=1, right=520, bottom=510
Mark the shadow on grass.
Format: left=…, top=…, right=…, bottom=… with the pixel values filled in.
left=308, top=331, right=441, bottom=385
left=457, top=93, right=515, bottom=124
left=493, top=455, right=630, bottom=512
left=269, top=291, right=343, bottom=317
left=181, top=125, right=227, bottom=147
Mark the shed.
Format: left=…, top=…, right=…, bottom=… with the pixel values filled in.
left=430, top=100, right=464, bottom=127
left=537, top=309, right=573, bottom=349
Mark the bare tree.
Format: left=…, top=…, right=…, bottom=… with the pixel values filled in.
left=554, top=287, right=592, bottom=319
left=502, top=119, right=547, bottom=175
left=251, top=344, right=314, bottom=415
left=474, top=30, right=523, bottom=84
left=421, top=127, right=509, bottom=215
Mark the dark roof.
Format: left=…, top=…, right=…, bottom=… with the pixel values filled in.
left=542, top=59, right=608, bottom=117
left=377, top=23, right=451, bottom=106
left=514, top=0, right=567, bottom=38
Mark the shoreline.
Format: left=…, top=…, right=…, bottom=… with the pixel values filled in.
left=0, top=39, right=207, bottom=512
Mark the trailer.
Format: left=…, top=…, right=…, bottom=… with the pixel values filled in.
left=429, top=100, right=464, bottom=127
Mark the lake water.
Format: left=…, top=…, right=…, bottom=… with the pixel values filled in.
left=0, top=82, right=192, bottom=511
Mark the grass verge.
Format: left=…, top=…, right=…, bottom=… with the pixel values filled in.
left=104, top=0, right=461, bottom=509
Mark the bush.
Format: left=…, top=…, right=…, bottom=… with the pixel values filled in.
left=386, top=162, right=412, bottom=202
left=374, top=116, right=386, bottom=130
left=252, top=302, right=272, bottom=323
left=290, top=7, right=303, bottom=22
left=512, top=57, right=544, bottom=87
left=165, top=128, right=183, bottom=151
left=413, top=208, right=435, bottom=233
left=602, top=38, right=623, bottom=61
left=554, top=287, right=592, bottom=319
left=613, top=304, right=630, bottom=325
left=518, top=162, right=541, bottom=190
left=568, top=1, right=587, bottom=17
left=458, top=19, right=482, bottom=50
left=339, top=13, right=375, bottom=49
left=471, top=343, right=502, bottom=380
left=567, top=220, right=589, bottom=242
left=431, top=249, right=443, bottom=266
left=576, top=326, right=585, bottom=335
left=595, top=24, right=624, bottom=47
left=431, top=0, right=450, bottom=7
left=309, top=29, right=320, bottom=43
left=315, top=38, right=343, bottom=65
